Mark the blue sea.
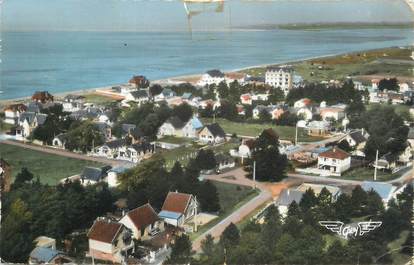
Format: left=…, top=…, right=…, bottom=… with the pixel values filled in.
left=1, top=29, right=413, bottom=100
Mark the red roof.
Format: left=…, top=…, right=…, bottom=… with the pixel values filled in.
left=319, top=147, right=350, bottom=160
left=87, top=220, right=122, bottom=243
left=4, top=104, right=27, bottom=112
left=161, top=192, right=192, bottom=214
left=302, top=98, right=312, bottom=105
left=31, top=91, right=54, bottom=103
left=126, top=203, right=159, bottom=230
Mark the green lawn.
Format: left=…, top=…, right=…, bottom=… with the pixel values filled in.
left=159, top=144, right=200, bottom=169
left=0, top=143, right=105, bottom=185
left=190, top=181, right=259, bottom=240
left=83, top=93, right=119, bottom=105
left=201, top=118, right=324, bottom=142
left=341, top=166, right=408, bottom=182
left=157, top=136, right=192, bottom=145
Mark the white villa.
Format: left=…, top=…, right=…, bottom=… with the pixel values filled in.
left=317, top=147, right=351, bottom=176
left=265, top=65, right=293, bottom=95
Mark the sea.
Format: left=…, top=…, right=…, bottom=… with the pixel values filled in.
left=1, top=29, right=414, bottom=100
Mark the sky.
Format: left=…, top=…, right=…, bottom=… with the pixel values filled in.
left=2, top=0, right=413, bottom=32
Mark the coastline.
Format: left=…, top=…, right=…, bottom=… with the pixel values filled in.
left=0, top=44, right=411, bottom=106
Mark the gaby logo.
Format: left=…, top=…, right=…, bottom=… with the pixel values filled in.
left=319, top=221, right=382, bottom=239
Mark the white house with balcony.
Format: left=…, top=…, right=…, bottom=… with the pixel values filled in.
left=317, top=147, right=351, bottom=176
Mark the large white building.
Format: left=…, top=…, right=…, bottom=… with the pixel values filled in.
left=197, top=70, right=225, bottom=86
left=265, top=65, right=293, bottom=95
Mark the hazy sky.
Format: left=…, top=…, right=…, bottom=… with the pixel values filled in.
left=2, top=0, right=413, bottom=31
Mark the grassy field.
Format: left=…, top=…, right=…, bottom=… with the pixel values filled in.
left=241, top=46, right=414, bottom=83
left=159, top=144, right=200, bottom=169
left=201, top=118, right=324, bottom=142
left=341, top=166, right=409, bottom=182
left=0, top=143, right=105, bottom=185
left=83, top=93, right=119, bottom=105
left=157, top=136, right=192, bottom=145
left=190, top=181, right=259, bottom=240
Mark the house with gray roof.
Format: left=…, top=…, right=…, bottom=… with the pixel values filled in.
left=80, top=166, right=111, bottom=186
left=276, top=189, right=304, bottom=217
left=157, top=116, right=203, bottom=139
left=28, top=247, right=72, bottom=264
left=198, top=123, right=226, bottom=144
left=15, top=112, right=48, bottom=139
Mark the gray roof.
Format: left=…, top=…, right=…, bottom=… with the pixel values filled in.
left=204, top=123, right=226, bottom=138
left=277, top=189, right=304, bottom=206
left=130, top=142, right=154, bottom=153
left=166, top=116, right=185, bottom=129
left=95, top=122, right=111, bottom=132
left=130, top=90, right=149, bottom=99
left=348, top=130, right=367, bottom=144
left=104, top=139, right=127, bottom=149
left=19, top=112, right=36, bottom=124
left=27, top=102, right=42, bottom=113
left=36, top=114, right=47, bottom=125
left=81, top=167, right=106, bottom=181
left=266, top=65, right=293, bottom=72
left=122, top=124, right=137, bottom=134
left=162, top=88, right=176, bottom=97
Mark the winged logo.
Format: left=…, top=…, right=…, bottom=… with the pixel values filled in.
left=358, top=221, right=382, bottom=236
left=319, top=220, right=382, bottom=239
left=319, top=221, right=343, bottom=236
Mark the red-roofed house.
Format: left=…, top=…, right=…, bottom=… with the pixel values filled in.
left=317, top=147, right=351, bottom=175
left=119, top=203, right=165, bottom=240
left=158, top=191, right=197, bottom=227
left=87, top=219, right=134, bottom=263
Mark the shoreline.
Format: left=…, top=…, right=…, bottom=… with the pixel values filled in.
left=1, top=45, right=412, bottom=105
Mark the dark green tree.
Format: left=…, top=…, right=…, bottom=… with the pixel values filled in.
left=166, top=234, right=192, bottom=264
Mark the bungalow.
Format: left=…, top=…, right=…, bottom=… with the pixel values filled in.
left=87, top=219, right=134, bottom=264
left=197, top=70, right=225, bottom=87
left=240, top=93, right=252, bottom=105
left=319, top=107, right=345, bottom=121
left=52, top=133, right=68, bottom=149
left=158, top=191, right=197, bottom=227
left=198, top=123, right=226, bottom=144
left=276, top=189, right=304, bottom=217
left=119, top=203, right=165, bottom=241
left=16, top=112, right=48, bottom=139
left=373, top=152, right=398, bottom=171
left=215, top=153, right=235, bottom=172
left=32, top=91, right=54, bottom=103
left=158, top=116, right=203, bottom=139
left=4, top=104, right=27, bottom=125
left=28, top=247, right=72, bottom=264
left=307, top=120, right=330, bottom=136
left=80, top=166, right=110, bottom=186
left=124, top=90, right=150, bottom=105
left=94, top=139, right=127, bottom=159
left=317, top=147, right=351, bottom=175
left=361, top=181, right=396, bottom=206
left=117, top=142, right=155, bottom=163
left=342, top=129, right=368, bottom=149
left=296, top=183, right=342, bottom=202
left=154, top=89, right=177, bottom=102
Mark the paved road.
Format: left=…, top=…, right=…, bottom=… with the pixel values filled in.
left=0, top=139, right=134, bottom=167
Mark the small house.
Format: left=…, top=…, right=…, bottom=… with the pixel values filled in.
left=4, top=104, right=27, bottom=125
left=119, top=203, right=165, bottom=240
left=307, top=120, right=330, bottom=137
left=52, top=133, right=68, bottom=149
left=215, top=153, right=235, bottom=172
left=28, top=247, right=72, bottom=264
left=198, top=123, right=226, bottom=144
left=80, top=166, right=110, bottom=186
left=158, top=191, right=197, bottom=227
left=87, top=219, right=134, bottom=264
left=197, top=70, right=225, bottom=86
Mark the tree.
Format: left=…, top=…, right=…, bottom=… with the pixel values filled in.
left=246, top=129, right=287, bottom=182
left=337, top=140, right=352, bottom=152
left=13, top=167, right=34, bottom=187
left=65, top=121, right=104, bottom=153
left=172, top=103, right=193, bottom=123
left=258, top=109, right=272, bottom=123
left=228, top=80, right=241, bottom=103
left=378, top=78, right=399, bottom=91
left=197, top=180, right=220, bottom=212
left=268, top=87, right=285, bottom=104
left=365, top=190, right=384, bottom=216
left=195, top=149, right=216, bottom=170
left=299, top=188, right=318, bottom=211
left=217, top=81, right=229, bottom=99
left=220, top=223, right=240, bottom=249
left=0, top=198, right=34, bottom=263
left=334, top=193, right=352, bottom=222
left=350, top=185, right=368, bottom=216
left=149, top=84, right=163, bottom=97
left=166, top=234, right=192, bottom=264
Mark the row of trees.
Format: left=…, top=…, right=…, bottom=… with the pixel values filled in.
left=186, top=184, right=412, bottom=265
left=118, top=153, right=221, bottom=213
left=1, top=169, right=114, bottom=262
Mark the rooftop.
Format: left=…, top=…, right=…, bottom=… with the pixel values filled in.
left=161, top=191, right=192, bottom=214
